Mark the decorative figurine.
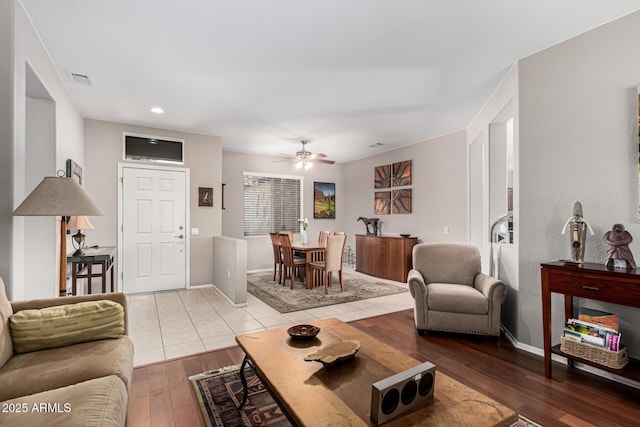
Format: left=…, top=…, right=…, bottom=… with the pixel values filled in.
left=604, top=224, right=636, bottom=269
left=357, top=217, right=380, bottom=235
left=561, top=201, right=594, bottom=264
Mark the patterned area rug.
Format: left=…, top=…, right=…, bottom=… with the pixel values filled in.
left=247, top=271, right=408, bottom=313
left=189, top=364, right=541, bottom=427
left=189, top=364, right=292, bottom=427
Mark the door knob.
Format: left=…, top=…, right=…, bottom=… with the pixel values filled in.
left=175, top=234, right=184, bottom=239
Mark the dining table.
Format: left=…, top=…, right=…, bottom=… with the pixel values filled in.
left=291, top=241, right=326, bottom=289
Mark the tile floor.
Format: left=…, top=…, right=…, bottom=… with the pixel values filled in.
left=128, top=269, right=414, bottom=366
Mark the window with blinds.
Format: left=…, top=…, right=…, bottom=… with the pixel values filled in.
left=243, top=173, right=302, bottom=236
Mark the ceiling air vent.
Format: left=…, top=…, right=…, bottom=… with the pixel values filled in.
left=68, top=71, right=93, bottom=86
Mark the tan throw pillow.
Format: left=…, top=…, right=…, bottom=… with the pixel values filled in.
left=9, top=300, right=124, bottom=353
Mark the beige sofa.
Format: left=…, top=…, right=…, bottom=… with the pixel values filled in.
left=0, top=277, right=134, bottom=426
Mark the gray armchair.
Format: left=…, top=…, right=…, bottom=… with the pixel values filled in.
left=407, top=243, right=506, bottom=337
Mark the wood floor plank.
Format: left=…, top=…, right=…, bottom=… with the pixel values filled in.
left=126, top=310, right=640, bottom=426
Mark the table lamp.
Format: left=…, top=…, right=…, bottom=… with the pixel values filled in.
left=13, top=174, right=104, bottom=296
left=67, top=215, right=95, bottom=256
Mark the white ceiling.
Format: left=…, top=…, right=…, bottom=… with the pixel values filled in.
left=20, top=0, right=640, bottom=163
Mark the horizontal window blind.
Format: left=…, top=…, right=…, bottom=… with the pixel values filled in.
left=243, top=174, right=302, bottom=236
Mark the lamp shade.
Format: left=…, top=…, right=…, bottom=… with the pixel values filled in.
left=12, top=177, right=104, bottom=217
left=67, top=215, right=95, bottom=231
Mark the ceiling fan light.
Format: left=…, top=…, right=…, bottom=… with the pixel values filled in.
left=304, top=161, right=313, bottom=170
left=295, top=161, right=303, bottom=169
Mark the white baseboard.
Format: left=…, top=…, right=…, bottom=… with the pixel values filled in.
left=500, top=325, right=640, bottom=390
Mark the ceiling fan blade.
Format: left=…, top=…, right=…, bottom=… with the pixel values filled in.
left=309, top=153, right=327, bottom=159
left=311, top=159, right=335, bottom=164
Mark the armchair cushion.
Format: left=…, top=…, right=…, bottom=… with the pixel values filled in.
left=10, top=300, right=124, bottom=353
left=427, top=283, right=488, bottom=315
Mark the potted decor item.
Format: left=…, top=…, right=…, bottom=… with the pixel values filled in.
left=560, top=201, right=594, bottom=264
left=604, top=224, right=636, bottom=269
left=298, top=217, right=309, bottom=244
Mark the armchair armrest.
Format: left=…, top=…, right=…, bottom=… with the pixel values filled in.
left=473, top=273, right=506, bottom=304
left=10, top=292, right=129, bottom=335
left=407, top=269, right=428, bottom=300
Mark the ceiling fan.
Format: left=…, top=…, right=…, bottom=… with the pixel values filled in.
left=275, top=140, right=336, bottom=169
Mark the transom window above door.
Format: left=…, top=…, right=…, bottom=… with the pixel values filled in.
left=123, top=133, right=184, bottom=164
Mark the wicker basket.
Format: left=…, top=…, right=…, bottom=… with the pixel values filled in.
left=560, top=337, right=629, bottom=369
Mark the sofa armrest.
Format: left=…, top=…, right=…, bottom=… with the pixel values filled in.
left=10, top=292, right=129, bottom=335
left=473, top=273, right=506, bottom=304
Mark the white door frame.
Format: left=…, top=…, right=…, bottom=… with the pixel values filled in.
left=117, top=162, right=191, bottom=293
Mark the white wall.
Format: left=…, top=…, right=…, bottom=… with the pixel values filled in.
left=517, top=11, right=640, bottom=358
left=84, top=119, right=223, bottom=287
left=343, top=130, right=468, bottom=253
left=222, top=151, right=346, bottom=271
left=1, top=0, right=84, bottom=299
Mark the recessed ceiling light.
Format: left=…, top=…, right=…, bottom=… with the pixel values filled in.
left=150, top=107, right=165, bottom=114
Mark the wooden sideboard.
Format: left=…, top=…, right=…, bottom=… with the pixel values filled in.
left=356, top=234, right=417, bottom=282
left=540, top=261, right=640, bottom=382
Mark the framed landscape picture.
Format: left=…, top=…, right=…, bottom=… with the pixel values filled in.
left=314, top=182, right=335, bottom=219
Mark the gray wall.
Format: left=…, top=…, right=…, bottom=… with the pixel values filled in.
left=1, top=0, right=85, bottom=300
left=221, top=151, right=346, bottom=271
left=221, top=131, right=468, bottom=273
left=84, top=119, right=223, bottom=287
left=516, top=10, right=640, bottom=358
left=343, top=130, right=468, bottom=251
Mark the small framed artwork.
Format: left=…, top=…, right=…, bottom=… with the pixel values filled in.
left=314, top=182, right=335, bottom=219
left=198, top=187, right=213, bottom=207
left=66, top=159, right=82, bottom=185
left=374, top=191, right=391, bottom=215
left=392, top=189, right=412, bottom=214
left=374, top=164, right=391, bottom=188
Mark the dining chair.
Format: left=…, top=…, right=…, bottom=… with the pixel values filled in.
left=309, top=234, right=347, bottom=294
left=269, top=232, right=283, bottom=284
left=279, top=232, right=307, bottom=289
left=318, top=230, right=331, bottom=245
left=333, top=231, right=345, bottom=235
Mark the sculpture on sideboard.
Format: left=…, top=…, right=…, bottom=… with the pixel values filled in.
left=604, top=224, right=636, bottom=269
left=357, top=217, right=380, bottom=235
left=560, top=201, right=594, bottom=264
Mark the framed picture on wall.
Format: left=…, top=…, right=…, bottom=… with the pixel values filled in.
left=198, top=187, right=213, bottom=207
left=314, top=182, right=335, bottom=219
left=66, top=159, right=82, bottom=185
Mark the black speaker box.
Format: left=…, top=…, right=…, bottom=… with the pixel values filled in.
left=370, top=361, right=436, bottom=425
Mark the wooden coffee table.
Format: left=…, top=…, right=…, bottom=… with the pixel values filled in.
left=235, top=318, right=517, bottom=426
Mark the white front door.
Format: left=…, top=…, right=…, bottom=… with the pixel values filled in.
left=121, top=166, right=188, bottom=293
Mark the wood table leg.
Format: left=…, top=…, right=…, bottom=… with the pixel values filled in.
left=305, top=251, right=313, bottom=289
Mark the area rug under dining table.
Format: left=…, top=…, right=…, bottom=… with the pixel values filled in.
left=246, top=271, right=408, bottom=313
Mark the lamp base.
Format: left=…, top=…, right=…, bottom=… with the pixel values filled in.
left=72, top=248, right=85, bottom=257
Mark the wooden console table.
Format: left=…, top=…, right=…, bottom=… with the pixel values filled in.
left=356, top=234, right=417, bottom=282
left=67, top=246, right=116, bottom=295
left=541, top=262, right=640, bottom=381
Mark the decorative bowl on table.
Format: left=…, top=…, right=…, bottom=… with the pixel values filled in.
left=304, top=340, right=361, bottom=366
left=399, top=233, right=411, bottom=238
left=287, top=324, right=321, bottom=340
